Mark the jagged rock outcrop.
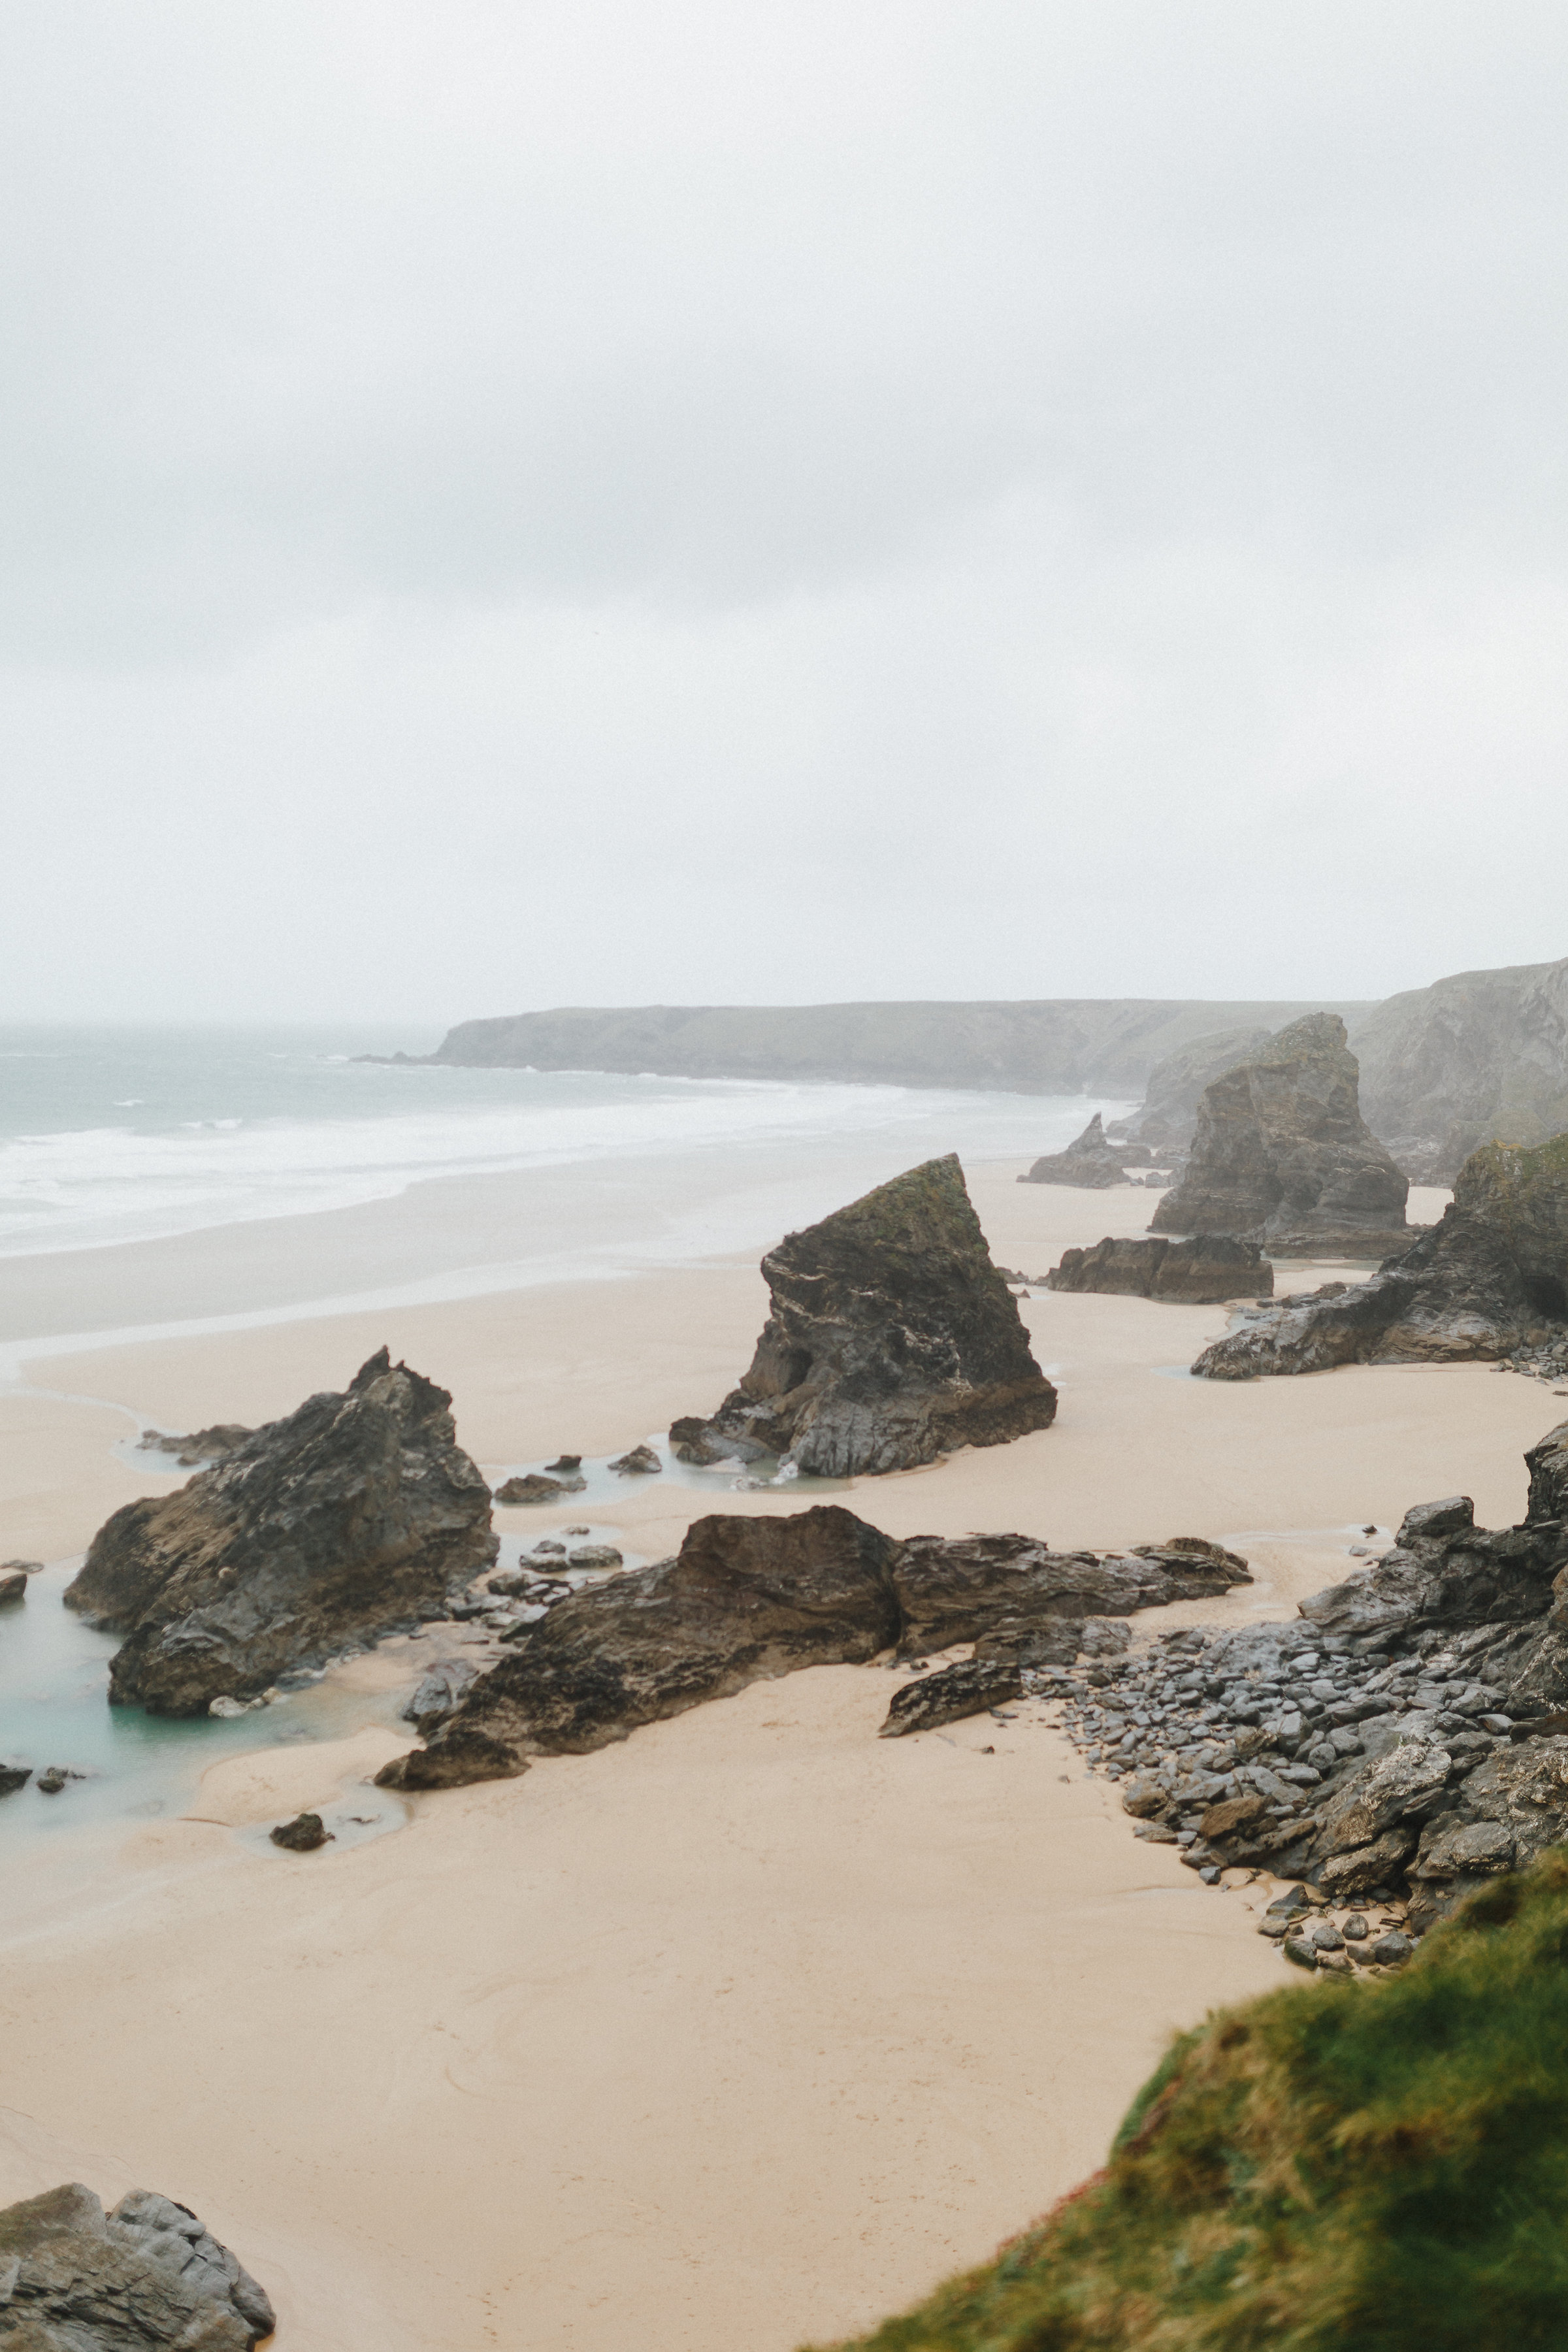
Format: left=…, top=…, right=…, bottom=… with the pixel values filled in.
left=378, top=1511, right=1251, bottom=1788
left=1150, top=1014, right=1413, bottom=1254
left=1017, top=1113, right=1133, bottom=1189
left=1045, top=1234, right=1271, bottom=1304
left=0, top=2181, right=274, bottom=2348
left=669, top=1156, right=1056, bottom=1476
left=1194, top=1135, right=1568, bottom=1379
left=1107, top=1024, right=1271, bottom=1156
left=1354, top=953, right=1568, bottom=1182
left=1045, top=1420, right=1568, bottom=1928
left=65, top=1350, right=496, bottom=1717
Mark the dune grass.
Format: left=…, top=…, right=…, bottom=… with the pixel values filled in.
left=806, top=1852, right=1568, bottom=2352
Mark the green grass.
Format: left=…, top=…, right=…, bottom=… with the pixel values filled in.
left=804, top=1852, right=1568, bottom=2352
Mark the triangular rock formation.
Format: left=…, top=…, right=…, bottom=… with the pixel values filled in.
left=1017, top=1112, right=1135, bottom=1189
left=670, top=1154, right=1056, bottom=1477
left=1150, top=1013, right=1412, bottom=1251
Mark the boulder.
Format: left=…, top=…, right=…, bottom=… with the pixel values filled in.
left=0, top=1571, right=25, bottom=1606
left=1151, top=1013, right=1412, bottom=1252
left=878, top=1658, right=1028, bottom=1736
left=608, top=1444, right=661, bottom=1475
left=1194, top=1135, right=1568, bottom=1379
left=64, top=1350, right=496, bottom=1717
left=0, top=2180, right=274, bottom=2348
left=380, top=1507, right=903, bottom=1788
left=0, top=1765, right=31, bottom=1797
left=1045, top=1234, right=1271, bottom=1304
left=401, top=1658, right=480, bottom=1731
left=1017, top=1113, right=1133, bottom=1189
left=269, top=1811, right=331, bottom=1852
left=380, top=1510, right=1250, bottom=1787
left=494, top=1473, right=581, bottom=1503
left=670, top=1156, right=1056, bottom=1476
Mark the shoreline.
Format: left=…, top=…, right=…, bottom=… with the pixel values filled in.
left=5, top=1155, right=1558, bottom=2350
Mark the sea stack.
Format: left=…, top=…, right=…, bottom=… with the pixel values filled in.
left=65, top=1349, right=497, bottom=1716
left=668, top=1154, right=1056, bottom=1476
left=1194, top=1134, right=1568, bottom=1379
left=1150, top=1013, right=1412, bottom=1254
left=1017, top=1112, right=1135, bottom=1188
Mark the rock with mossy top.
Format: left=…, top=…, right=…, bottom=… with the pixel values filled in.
left=1151, top=1011, right=1414, bottom=1254
left=668, top=1155, right=1056, bottom=1477
left=1194, top=1132, right=1568, bottom=1379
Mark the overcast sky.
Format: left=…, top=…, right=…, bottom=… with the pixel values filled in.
left=2, top=2, right=1565, bottom=1032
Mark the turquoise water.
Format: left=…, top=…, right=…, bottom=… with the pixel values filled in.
left=0, top=1561, right=416, bottom=1855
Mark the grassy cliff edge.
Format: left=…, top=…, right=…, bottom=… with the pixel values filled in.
left=806, top=1854, right=1568, bottom=2352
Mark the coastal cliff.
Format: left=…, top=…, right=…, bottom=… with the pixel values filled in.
left=406, top=996, right=1372, bottom=1096
left=1354, top=953, right=1568, bottom=1181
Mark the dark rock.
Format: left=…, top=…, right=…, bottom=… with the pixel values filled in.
left=1151, top=1014, right=1412, bottom=1251
left=566, top=1545, right=622, bottom=1569
left=1318, top=1827, right=1420, bottom=1898
left=495, top=1473, right=583, bottom=1503
left=1045, top=1234, right=1272, bottom=1304
left=544, top=1454, right=582, bottom=1472
left=138, top=1423, right=254, bottom=1468
left=0, top=1764, right=32, bottom=1797
left=1017, top=1113, right=1133, bottom=1190
left=65, top=1350, right=496, bottom=1717
left=879, top=1657, right=1026, bottom=1736
left=34, top=1769, right=80, bottom=1796
left=269, top=1810, right=331, bottom=1851
left=401, top=1659, right=480, bottom=1731
left=0, top=2180, right=275, bottom=2347
left=1371, top=1930, right=1414, bottom=1965
left=1194, top=1135, right=1568, bottom=1379
left=889, top=1533, right=1250, bottom=1658
left=671, top=1156, right=1057, bottom=1477
left=607, top=1444, right=661, bottom=1475
left=1197, top=1791, right=1271, bottom=1842
left=380, top=1508, right=1250, bottom=1788
left=0, top=1571, right=26, bottom=1606
left=380, top=1507, right=904, bottom=1788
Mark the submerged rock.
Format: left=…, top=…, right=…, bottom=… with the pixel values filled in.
left=670, top=1155, right=1056, bottom=1477
left=1194, top=1135, right=1568, bottom=1379
left=0, top=1570, right=26, bottom=1606
left=269, top=1810, right=331, bottom=1852
left=138, top=1423, right=254, bottom=1468
left=0, top=2180, right=275, bottom=2348
left=1017, top=1113, right=1133, bottom=1190
left=494, top=1472, right=583, bottom=1503
left=65, top=1350, right=496, bottom=1718
left=608, top=1444, right=661, bottom=1475
left=1151, top=1013, right=1413, bottom=1253
left=378, top=1511, right=1252, bottom=1786
left=1045, top=1234, right=1272, bottom=1304
left=0, top=1763, right=32, bottom=1797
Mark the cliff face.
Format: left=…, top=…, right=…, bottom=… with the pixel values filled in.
left=1107, top=1023, right=1270, bottom=1152
left=415, top=997, right=1372, bottom=1097
left=65, top=1350, right=496, bottom=1715
left=1150, top=1014, right=1410, bottom=1250
left=1352, top=955, right=1568, bottom=1181
left=672, top=1155, right=1056, bottom=1477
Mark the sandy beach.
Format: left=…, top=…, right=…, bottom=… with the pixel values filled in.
left=2, top=1160, right=1559, bottom=2351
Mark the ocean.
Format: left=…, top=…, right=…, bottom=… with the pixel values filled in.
left=0, top=1022, right=1130, bottom=1267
